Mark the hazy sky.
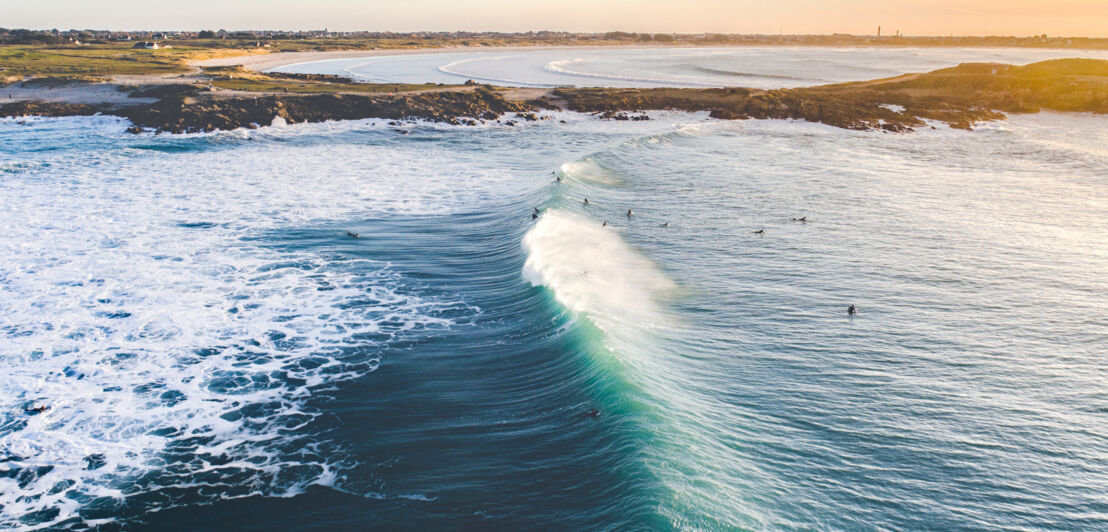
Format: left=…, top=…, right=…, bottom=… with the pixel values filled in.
left=6, top=0, right=1108, bottom=37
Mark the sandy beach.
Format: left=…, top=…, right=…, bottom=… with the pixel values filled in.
left=191, top=44, right=678, bottom=72
left=3, top=45, right=590, bottom=105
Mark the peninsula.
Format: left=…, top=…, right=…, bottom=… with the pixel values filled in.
left=2, top=33, right=1107, bottom=133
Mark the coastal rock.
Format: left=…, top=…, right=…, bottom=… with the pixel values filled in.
left=0, top=100, right=105, bottom=118
left=108, top=88, right=537, bottom=133
left=4, top=59, right=1106, bottom=135
left=554, top=59, right=1108, bottom=132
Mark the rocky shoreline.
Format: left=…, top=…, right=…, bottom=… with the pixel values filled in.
left=1, top=84, right=540, bottom=133
left=3, top=59, right=1106, bottom=133
left=549, top=59, right=1108, bottom=131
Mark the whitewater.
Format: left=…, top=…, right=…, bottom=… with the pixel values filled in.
left=2, top=48, right=1107, bottom=530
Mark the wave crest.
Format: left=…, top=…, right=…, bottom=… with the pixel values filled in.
left=522, top=210, right=676, bottom=333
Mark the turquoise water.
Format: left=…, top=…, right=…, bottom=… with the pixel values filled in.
left=1, top=107, right=1107, bottom=529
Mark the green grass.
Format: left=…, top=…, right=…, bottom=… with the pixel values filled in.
left=0, top=44, right=213, bottom=80
left=0, top=39, right=477, bottom=93
left=0, top=36, right=647, bottom=83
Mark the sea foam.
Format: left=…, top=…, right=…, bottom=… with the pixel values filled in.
left=0, top=117, right=495, bottom=528
left=522, top=210, right=676, bottom=339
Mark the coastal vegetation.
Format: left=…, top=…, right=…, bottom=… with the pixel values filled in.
left=5, top=27, right=1108, bottom=85
left=550, top=58, right=1108, bottom=130
left=2, top=40, right=1107, bottom=134
left=5, top=27, right=1108, bottom=51
left=0, top=43, right=206, bottom=82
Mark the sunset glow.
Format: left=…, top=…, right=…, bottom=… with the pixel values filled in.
left=6, top=0, right=1108, bottom=37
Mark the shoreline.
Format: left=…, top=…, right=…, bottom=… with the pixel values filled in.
left=192, top=43, right=1108, bottom=73
left=2, top=58, right=1106, bottom=134
left=193, top=44, right=714, bottom=72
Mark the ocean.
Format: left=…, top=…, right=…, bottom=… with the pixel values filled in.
left=1, top=48, right=1107, bottom=530
left=270, top=45, right=1108, bottom=88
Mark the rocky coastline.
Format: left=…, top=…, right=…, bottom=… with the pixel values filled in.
left=3, top=59, right=1106, bottom=133
left=1, top=84, right=539, bottom=133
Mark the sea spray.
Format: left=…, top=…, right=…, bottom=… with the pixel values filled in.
left=522, top=210, right=676, bottom=334
left=6, top=90, right=1105, bottom=530
left=0, top=117, right=514, bottom=528
left=556, top=159, right=623, bottom=185
left=521, top=208, right=769, bottom=529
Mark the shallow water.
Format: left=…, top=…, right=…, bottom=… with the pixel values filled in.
left=273, top=46, right=1108, bottom=88
left=2, top=50, right=1108, bottom=531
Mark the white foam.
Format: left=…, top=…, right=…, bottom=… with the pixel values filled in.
left=522, top=210, right=676, bottom=340
left=0, top=117, right=507, bottom=528
left=618, top=118, right=737, bottom=149
left=544, top=59, right=721, bottom=88
left=557, top=159, right=621, bottom=185
left=438, top=56, right=552, bottom=88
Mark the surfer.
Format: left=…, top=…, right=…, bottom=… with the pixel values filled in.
left=24, top=405, right=48, bottom=414
left=751, top=229, right=764, bottom=234
left=346, top=231, right=359, bottom=239
left=602, top=221, right=608, bottom=227
left=661, top=222, right=669, bottom=228
left=531, top=213, right=539, bottom=220
left=627, top=209, right=634, bottom=217
left=792, top=216, right=808, bottom=222
left=848, top=304, right=857, bottom=315
left=584, top=408, right=601, bottom=418
left=583, top=198, right=589, bottom=205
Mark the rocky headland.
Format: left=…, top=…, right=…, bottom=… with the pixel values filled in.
left=3, top=58, right=1106, bottom=133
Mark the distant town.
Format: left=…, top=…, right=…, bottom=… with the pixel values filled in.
left=2, top=28, right=1107, bottom=49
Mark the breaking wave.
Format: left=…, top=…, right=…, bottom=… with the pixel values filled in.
left=0, top=117, right=488, bottom=528
left=544, top=59, right=721, bottom=88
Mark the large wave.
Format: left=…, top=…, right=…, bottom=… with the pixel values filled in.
left=522, top=209, right=676, bottom=333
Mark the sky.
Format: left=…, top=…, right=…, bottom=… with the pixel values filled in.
left=5, top=0, right=1108, bottom=37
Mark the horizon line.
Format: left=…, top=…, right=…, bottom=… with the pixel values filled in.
left=5, top=28, right=1106, bottom=40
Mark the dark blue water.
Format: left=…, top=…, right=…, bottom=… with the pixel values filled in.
left=1, top=111, right=1106, bottom=531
